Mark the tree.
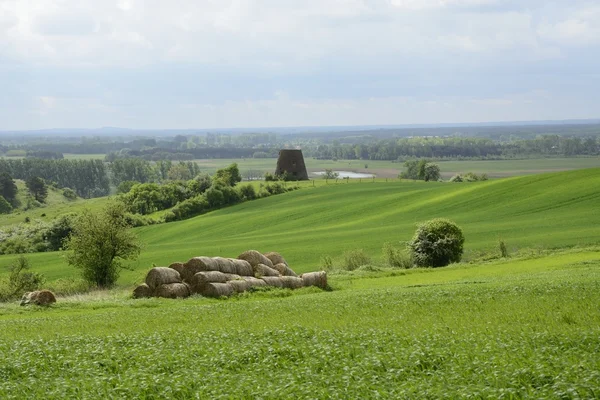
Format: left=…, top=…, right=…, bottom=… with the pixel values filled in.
left=407, top=218, right=465, bottom=267
left=214, top=163, right=242, bottom=187
left=26, top=176, right=48, bottom=203
left=323, top=169, right=339, bottom=180
left=0, top=196, right=12, bottom=214
left=0, top=172, right=18, bottom=206
left=65, top=201, right=141, bottom=287
left=423, top=163, right=441, bottom=182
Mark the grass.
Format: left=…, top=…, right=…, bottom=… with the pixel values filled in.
left=0, top=249, right=598, bottom=398
left=1, top=168, right=599, bottom=285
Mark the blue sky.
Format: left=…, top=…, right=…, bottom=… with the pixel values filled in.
left=1, top=0, right=599, bottom=129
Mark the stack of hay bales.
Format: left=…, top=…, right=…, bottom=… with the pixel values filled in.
left=133, top=251, right=328, bottom=299
left=20, top=290, right=57, bottom=306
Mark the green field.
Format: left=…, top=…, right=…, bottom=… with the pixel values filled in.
left=1, top=168, right=600, bottom=284
left=190, top=156, right=600, bottom=179
left=0, top=168, right=599, bottom=398
left=0, top=248, right=598, bottom=398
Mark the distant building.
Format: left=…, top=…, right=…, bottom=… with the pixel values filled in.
left=275, top=149, right=309, bottom=180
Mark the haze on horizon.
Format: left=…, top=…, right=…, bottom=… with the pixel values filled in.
left=1, top=0, right=599, bottom=130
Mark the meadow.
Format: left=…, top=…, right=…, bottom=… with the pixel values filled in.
left=2, top=168, right=599, bottom=285
left=0, top=248, right=598, bottom=398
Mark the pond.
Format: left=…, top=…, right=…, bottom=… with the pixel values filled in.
left=313, top=171, right=375, bottom=179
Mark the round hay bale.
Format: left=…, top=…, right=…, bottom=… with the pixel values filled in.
left=241, top=276, right=268, bottom=287
left=301, top=271, right=328, bottom=289
left=169, top=262, right=185, bottom=275
left=155, top=283, right=190, bottom=299
left=181, top=257, right=219, bottom=282
left=200, top=282, right=234, bottom=298
left=145, top=267, right=182, bottom=290
left=133, top=283, right=153, bottom=299
left=228, top=280, right=251, bottom=293
left=20, top=290, right=57, bottom=306
left=281, top=276, right=304, bottom=289
left=224, top=273, right=242, bottom=281
left=261, top=276, right=284, bottom=288
left=238, top=250, right=274, bottom=268
left=212, top=257, right=237, bottom=274
left=190, top=271, right=229, bottom=293
left=231, top=259, right=254, bottom=276
left=264, top=252, right=288, bottom=266
left=273, top=263, right=298, bottom=277
left=253, top=263, right=281, bottom=277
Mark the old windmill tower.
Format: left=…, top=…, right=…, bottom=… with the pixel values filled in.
left=275, top=149, right=309, bottom=180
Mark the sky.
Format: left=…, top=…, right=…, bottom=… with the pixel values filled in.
left=0, top=0, right=599, bottom=130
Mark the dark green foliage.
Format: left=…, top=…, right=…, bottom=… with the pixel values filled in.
left=65, top=201, right=141, bottom=288
left=499, top=238, right=509, bottom=258
left=238, top=184, right=256, bottom=200
left=187, top=173, right=212, bottom=195
left=264, top=172, right=277, bottom=181
left=165, top=196, right=210, bottom=222
left=25, top=176, right=47, bottom=203
left=264, top=182, right=287, bottom=195
left=423, top=163, right=441, bottom=182
left=44, top=214, right=76, bottom=251
left=401, top=160, right=440, bottom=181
left=116, top=181, right=138, bottom=194
left=214, top=163, right=242, bottom=187
left=205, top=187, right=225, bottom=207
left=408, top=218, right=465, bottom=267
left=0, top=255, right=45, bottom=301
left=0, top=172, right=18, bottom=206
left=62, top=188, right=77, bottom=200
left=0, top=196, right=12, bottom=214
left=110, top=158, right=156, bottom=186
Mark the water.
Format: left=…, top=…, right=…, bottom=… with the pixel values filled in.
left=313, top=171, right=375, bottom=178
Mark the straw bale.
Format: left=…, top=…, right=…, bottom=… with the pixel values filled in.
left=133, top=283, right=153, bottom=299
left=238, top=250, right=274, bottom=268
left=264, top=252, right=288, bottom=266
left=212, top=257, right=237, bottom=274
left=280, top=276, right=304, bottom=289
left=155, top=283, right=190, bottom=299
left=20, top=290, right=57, bottom=306
left=190, top=271, right=229, bottom=293
left=253, top=263, right=281, bottom=277
left=200, top=282, right=234, bottom=298
left=228, top=280, right=252, bottom=293
left=261, top=276, right=284, bottom=288
left=273, top=263, right=298, bottom=277
left=145, top=267, right=182, bottom=290
left=231, top=259, right=254, bottom=276
left=301, top=271, right=328, bottom=289
left=241, top=276, right=268, bottom=287
left=224, top=273, right=242, bottom=281
left=181, top=257, right=219, bottom=282
left=169, top=262, right=185, bottom=275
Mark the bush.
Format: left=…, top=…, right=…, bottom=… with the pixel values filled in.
left=0, top=256, right=45, bottom=302
left=449, top=174, right=463, bottom=182
left=342, top=249, right=370, bottom=271
left=0, top=196, right=12, bottom=214
left=383, top=242, right=413, bottom=268
left=62, top=188, right=77, bottom=200
left=408, top=218, right=465, bottom=268
left=238, top=184, right=257, bottom=200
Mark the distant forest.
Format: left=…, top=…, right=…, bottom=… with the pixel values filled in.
left=1, top=123, right=599, bottom=162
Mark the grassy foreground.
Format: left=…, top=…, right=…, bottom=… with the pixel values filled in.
left=0, top=248, right=599, bottom=398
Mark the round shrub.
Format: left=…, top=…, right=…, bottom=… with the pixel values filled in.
left=408, top=218, right=465, bottom=267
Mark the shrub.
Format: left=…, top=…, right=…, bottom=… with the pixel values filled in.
left=0, top=255, right=45, bottom=302
left=408, top=218, right=465, bottom=268
left=342, top=249, right=371, bottom=271
left=264, top=172, right=277, bottom=182
left=238, top=184, right=257, bottom=200
left=62, top=188, right=77, bottom=200
left=498, top=237, right=509, bottom=258
left=0, top=196, right=12, bottom=214
left=264, top=182, right=287, bottom=195
left=383, top=242, right=413, bottom=268
left=320, top=255, right=334, bottom=270
left=449, top=174, right=463, bottom=182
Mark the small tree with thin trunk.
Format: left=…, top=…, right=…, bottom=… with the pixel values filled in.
left=65, top=201, right=141, bottom=288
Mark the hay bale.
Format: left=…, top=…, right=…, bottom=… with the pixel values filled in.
left=273, top=263, right=298, bottom=277
left=145, top=267, right=182, bottom=290
left=212, top=257, right=237, bottom=274
left=238, top=250, right=274, bottom=268
left=264, top=252, right=288, bottom=266
left=181, top=257, right=219, bottom=282
left=224, top=273, right=242, bottom=281
left=169, top=262, right=185, bottom=275
left=241, top=276, right=268, bottom=287
left=133, top=283, right=152, bottom=298
left=20, top=290, right=57, bottom=306
left=253, top=263, right=280, bottom=277
left=155, top=283, right=190, bottom=299
left=261, top=276, right=284, bottom=288
left=200, top=282, right=234, bottom=298
left=228, top=280, right=251, bottom=293
left=281, top=276, right=304, bottom=289
left=231, top=259, right=254, bottom=276
left=301, top=271, right=328, bottom=289
left=190, top=271, right=229, bottom=293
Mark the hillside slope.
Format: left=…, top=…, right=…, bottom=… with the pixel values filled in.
left=2, top=168, right=599, bottom=283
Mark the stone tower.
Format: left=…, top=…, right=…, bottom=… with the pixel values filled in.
left=275, top=149, right=309, bottom=180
